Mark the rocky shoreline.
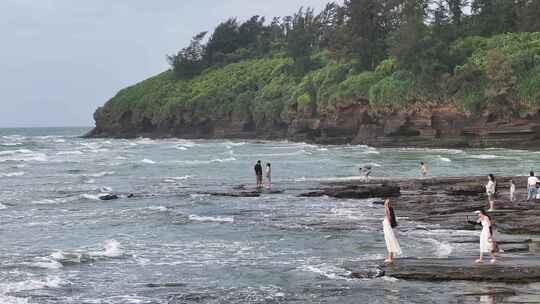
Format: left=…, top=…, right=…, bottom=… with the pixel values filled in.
left=87, top=105, right=540, bottom=149
left=198, top=174, right=540, bottom=288
left=106, top=173, right=540, bottom=290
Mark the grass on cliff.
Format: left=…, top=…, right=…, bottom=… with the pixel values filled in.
left=102, top=32, right=540, bottom=127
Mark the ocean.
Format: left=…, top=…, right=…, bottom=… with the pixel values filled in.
left=1, top=127, right=539, bottom=303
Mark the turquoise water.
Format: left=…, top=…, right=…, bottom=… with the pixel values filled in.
left=0, top=127, right=539, bottom=303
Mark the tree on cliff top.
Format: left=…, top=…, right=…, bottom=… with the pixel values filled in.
left=167, top=31, right=207, bottom=79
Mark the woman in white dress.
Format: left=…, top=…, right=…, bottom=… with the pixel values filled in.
left=474, top=209, right=497, bottom=264
left=383, top=199, right=402, bottom=264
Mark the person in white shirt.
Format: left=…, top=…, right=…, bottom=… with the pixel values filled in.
left=265, top=163, right=272, bottom=190
left=486, top=174, right=496, bottom=211
left=509, top=180, right=516, bottom=202
left=527, top=171, right=538, bottom=201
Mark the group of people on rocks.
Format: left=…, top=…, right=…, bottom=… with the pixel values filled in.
left=481, top=171, right=540, bottom=211
left=254, top=160, right=272, bottom=190
left=252, top=158, right=534, bottom=266
left=383, top=170, right=540, bottom=265
left=383, top=199, right=499, bottom=265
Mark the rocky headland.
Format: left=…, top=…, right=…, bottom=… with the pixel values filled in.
left=87, top=103, right=540, bottom=149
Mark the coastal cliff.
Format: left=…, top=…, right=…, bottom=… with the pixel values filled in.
left=87, top=29, right=540, bottom=148
left=88, top=98, right=540, bottom=148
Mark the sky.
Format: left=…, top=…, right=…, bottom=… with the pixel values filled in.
left=0, top=0, right=334, bottom=128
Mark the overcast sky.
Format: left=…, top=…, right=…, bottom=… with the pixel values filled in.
left=0, top=0, right=333, bottom=128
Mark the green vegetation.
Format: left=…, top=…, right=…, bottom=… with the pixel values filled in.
left=99, top=0, right=540, bottom=130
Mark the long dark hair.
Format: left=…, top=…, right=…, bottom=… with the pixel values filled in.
left=478, top=209, right=491, bottom=221
left=488, top=174, right=495, bottom=182
left=386, top=200, right=398, bottom=228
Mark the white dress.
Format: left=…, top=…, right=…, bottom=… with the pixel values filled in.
left=479, top=217, right=492, bottom=253
left=383, top=218, right=402, bottom=255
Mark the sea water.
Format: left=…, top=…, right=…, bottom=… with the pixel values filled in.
left=0, top=127, right=539, bottom=303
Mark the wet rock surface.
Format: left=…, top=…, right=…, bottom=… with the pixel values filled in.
left=299, top=184, right=401, bottom=199
left=381, top=257, right=540, bottom=283
left=324, top=175, right=540, bottom=234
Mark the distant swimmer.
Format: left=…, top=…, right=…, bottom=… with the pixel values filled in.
left=359, top=166, right=372, bottom=182
left=419, top=162, right=428, bottom=177
left=254, top=160, right=263, bottom=189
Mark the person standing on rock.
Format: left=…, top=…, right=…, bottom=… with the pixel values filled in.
left=486, top=174, right=496, bottom=211
left=266, top=163, right=272, bottom=190
left=509, top=180, right=516, bottom=202
left=472, top=210, right=498, bottom=264
left=528, top=171, right=539, bottom=201
left=254, top=160, right=263, bottom=189
left=383, top=199, right=402, bottom=264
left=419, top=162, right=428, bottom=177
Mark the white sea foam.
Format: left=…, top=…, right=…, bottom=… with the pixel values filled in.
left=91, top=239, right=124, bottom=258
left=81, top=194, right=102, bottom=201
left=0, top=172, right=25, bottom=177
left=87, top=171, right=115, bottom=177
left=0, top=276, right=65, bottom=304
left=0, top=142, right=22, bottom=146
left=363, top=149, right=380, bottom=155
left=424, top=238, right=453, bottom=258
left=163, top=175, right=193, bottom=183
left=57, top=150, right=84, bottom=155
left=174, top=157, right=236, bottom=165
left=175, top=146, right=188, bottom=151
left=469, top=154, right=501, bottom=160
left=190, top=194, right=210, bottom=199
left=301, top=264, right=352, bottom=280
left=0, top=149, right=32, bottom=155
left=223, top=141, right=246, bottom=147
left=49, top=240, right=124, bottom=266
left=0, top=149, right=47, bottom=162
left=437, top=156, right=452, bottom=162
left=32, top=196, right=79, bottom=205
left=28, top=257, right=63, bottom=269
left=100, top=186, right=113, bottom=193
left=141, top=158, right=156, bottom=164
left=0, top=203, right=7, bottom=210
left=146, top=206, right=168, bottom=212
left=189, top=214, right=234, bottom=223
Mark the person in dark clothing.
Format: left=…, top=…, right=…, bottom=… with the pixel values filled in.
left=254, top=160, right=263, bottom=188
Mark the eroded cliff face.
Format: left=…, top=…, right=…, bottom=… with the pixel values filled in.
left=87, top=101, right=540, bottom=149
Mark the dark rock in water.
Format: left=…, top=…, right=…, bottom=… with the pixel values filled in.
left=203, top=191, right=261, bottom=198
left=300, top=184, right=400, bottom=199
left=146, top=282, right=187, bottom=288
left=446, top=183, right=485, bottom=196
left=99, top=194, right=119, bottom=200
left=203, top=189, right=283, bottom=198
left=381, top=257, right=540, bottom=283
